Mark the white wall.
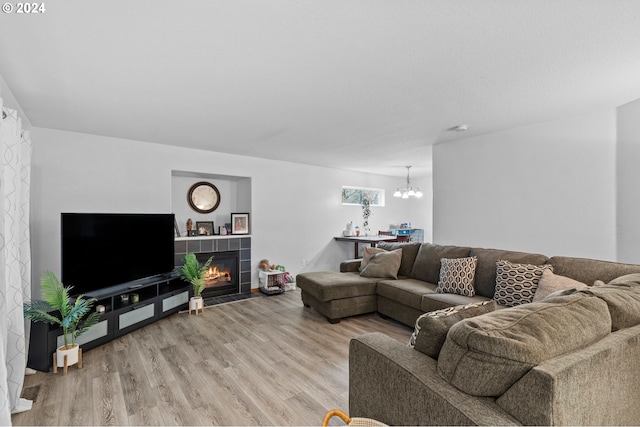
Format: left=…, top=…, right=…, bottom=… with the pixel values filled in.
left=617, top=99, right=640, bottom=263
left=30, top=127, right=432, bottom=292
left=433, top=109, right=617, bottom=260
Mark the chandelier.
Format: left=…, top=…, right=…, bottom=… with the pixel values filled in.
left=393, top=166, right=423, bottom=199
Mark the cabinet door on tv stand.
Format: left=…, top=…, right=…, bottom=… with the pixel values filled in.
left=114, top=300, right=158, bottom=338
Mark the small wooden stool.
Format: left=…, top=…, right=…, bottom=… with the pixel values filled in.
left=53, top=348, right=82, bottom=375
left=189, top=302, right=203, bottom=315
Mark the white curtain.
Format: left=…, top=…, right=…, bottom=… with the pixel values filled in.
left=0, top=94, right=33, bottom=424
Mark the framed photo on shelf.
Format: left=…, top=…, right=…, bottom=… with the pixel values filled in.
left=196, top=221, right=214, bottom=236
left=174, top=218, right=181, bottom=237
left=231, top=213, right=250, bottom=235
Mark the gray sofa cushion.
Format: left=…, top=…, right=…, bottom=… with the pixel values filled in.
left=377, top=279, right=436, bottom=311
left=437, top=293, right=611, bottom=397
left=470, top=248, right=549, bottom=298
left=578, top=275, right=640, bottom=331
left=548, top=256, right=640, bottom=285
left=410, top=300, right=496, bottom=359
left=410, top=244, right=471, bottom=284
left=377, top=242, right=421, bottom=278
left=296, top=271, right=379, bottom=301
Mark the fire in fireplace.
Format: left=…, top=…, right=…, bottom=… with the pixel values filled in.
left=204, top=265, right=232, bottom=285
left=195, top=251, right=239, bottom=298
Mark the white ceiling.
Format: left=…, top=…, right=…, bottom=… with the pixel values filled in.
left=1, top=0, right=640, bottom=177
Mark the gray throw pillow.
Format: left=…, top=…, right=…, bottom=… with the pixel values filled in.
left=359, top=249, right=402, bottom=279
left=532, top=269, right=588, bottom=302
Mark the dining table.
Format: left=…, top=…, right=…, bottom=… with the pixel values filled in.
left=334, top=235, right=398, bottom=258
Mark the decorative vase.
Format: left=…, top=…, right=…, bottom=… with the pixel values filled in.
left=54, top=344, right=82, bottom=375
left=189, top=296, right=204, bottom=315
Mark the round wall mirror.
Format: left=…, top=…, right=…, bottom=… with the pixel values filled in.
left=187, top=181, right=221, bottom=213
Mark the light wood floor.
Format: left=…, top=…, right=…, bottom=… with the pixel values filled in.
left=13, top=289, right=412, bottom=426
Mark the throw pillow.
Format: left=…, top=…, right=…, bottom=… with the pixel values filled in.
left=359, top=248, right=403, bottom=279
left=532, top=269, right=589, bottom=302
left=493, top=260, right=552, bottom=307
left=436, top=256, right=478, bottom=297
left=409, top=300, right=496, bottom=359
left=359, top=246, right=386, bottom=272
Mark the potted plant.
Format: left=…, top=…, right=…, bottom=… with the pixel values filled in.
left=176, top=253, right=212, bottom=314
left=23, top=272, right=99, bottom=373
left=361, top=193, right=374, bottom=236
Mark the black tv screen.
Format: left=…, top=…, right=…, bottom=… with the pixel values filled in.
left=61, top=213, right=175, bottom=296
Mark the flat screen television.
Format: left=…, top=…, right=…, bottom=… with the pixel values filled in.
left=61, top=213, right=175, bottom=296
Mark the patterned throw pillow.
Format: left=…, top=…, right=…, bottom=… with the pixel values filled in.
left=409, top=300, right=496, bottom=358
left=494, top=260, right=552, bottom=307
left=436, top=256, right=478, bottom=297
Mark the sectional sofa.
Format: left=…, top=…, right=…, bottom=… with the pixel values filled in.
left=297, top=241, right=640, bottom=326
left=297, top=242, right=640, bottom=425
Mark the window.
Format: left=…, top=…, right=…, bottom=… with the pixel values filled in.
left=341, top=186, right=385, bottom=206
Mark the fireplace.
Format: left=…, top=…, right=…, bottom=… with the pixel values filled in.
left=195, top=251, right=239, bottom=298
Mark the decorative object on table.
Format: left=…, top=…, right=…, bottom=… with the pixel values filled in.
left=231, top=213, right=250, bottom=235
left=196, top=221, right=214, bottom=236
left=188, top=230, right=197, bottom=237
left=130, top=293, right=139, bottom=304
left=187, top=181, right=221, bottom=213
left=186, top=218, right=193, bottom=234
left=343, top=221, right=354, bottom=237
left=354, top=226, right=360, bottom=236
left=176, top=253, right=213, bottom=315
left=219, top=226, right=227, bottom=235
left=23, top=272, right=99, bottom=375
left=224, top=223, right=231, bottom=234
left=96, top=305, right=105, bottom=313
left=259, top=259, right=270, bottom=270
left=120, top=294, right=129, bottom=303
left=393, top=166, right=423, bottom=198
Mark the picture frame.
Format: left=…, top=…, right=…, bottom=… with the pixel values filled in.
left=196, top=221, right=214, bottom=236
left=231, top=213, right=250, bottom=235
left=174, top=218, right=181, bottom=237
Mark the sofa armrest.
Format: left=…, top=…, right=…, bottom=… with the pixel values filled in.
left=349, top=333, right=520, bottom=426
left=340, top=259, right=362, bottom=272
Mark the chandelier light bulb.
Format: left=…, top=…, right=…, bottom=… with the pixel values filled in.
left=393, top=189, right=402, bottom=198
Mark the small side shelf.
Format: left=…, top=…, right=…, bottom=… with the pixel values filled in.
left=27, top=272, right=190, bottom=372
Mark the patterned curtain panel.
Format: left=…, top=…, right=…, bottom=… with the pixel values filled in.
left=0, top=96, right=33, bottom=423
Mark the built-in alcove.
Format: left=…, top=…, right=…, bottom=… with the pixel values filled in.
left=171, top=170, right=252, bottom=236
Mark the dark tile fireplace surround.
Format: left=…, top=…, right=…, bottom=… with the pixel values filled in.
left=174, top=236, right=251, bottom=296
